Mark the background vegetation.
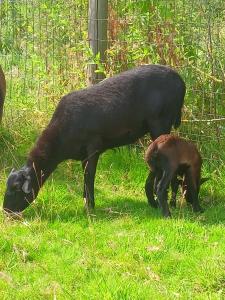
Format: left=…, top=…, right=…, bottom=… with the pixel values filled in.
left=0, top=0, right=225, bottom=298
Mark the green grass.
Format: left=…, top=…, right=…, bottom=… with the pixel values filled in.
left=0, top=0, right=224, bottom=298
left=0, top=124, right=225, bottom=299
left=0, top=1, right=224, bottom=297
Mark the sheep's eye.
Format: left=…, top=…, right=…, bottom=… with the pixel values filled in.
left=11, top=182, right=21, bottom=191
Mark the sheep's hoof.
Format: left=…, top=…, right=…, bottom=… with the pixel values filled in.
left=3, top=210, right=23, bottom=220
left=148, top=199, right=158, bottom=208
left=84, top=198, right=95, bottom=211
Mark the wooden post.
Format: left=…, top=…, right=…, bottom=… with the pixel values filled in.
left=87, top=0, right=108, bottom=85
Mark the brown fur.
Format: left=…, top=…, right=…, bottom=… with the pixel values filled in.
left=145, top=134, right=203, bottom=217
left=145, top=134, right=202, bottom=188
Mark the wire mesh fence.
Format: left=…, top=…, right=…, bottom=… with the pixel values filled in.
left=106, top=0, right=225, bottom=162
left=0, top=0, right=224, bottom=163
left=0, top=0, right=89, bottom=123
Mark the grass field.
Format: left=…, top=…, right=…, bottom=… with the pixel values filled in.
left=0, top=122, right=225, bottom=299
left=0, top=1, right=224, bottom=297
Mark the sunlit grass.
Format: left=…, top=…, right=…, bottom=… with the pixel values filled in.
left=0, top=122, right=225, bottom=299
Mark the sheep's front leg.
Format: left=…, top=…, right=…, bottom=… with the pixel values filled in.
left=82, top=152, right=99, bottom=210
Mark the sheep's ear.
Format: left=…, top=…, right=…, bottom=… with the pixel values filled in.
left=22, top=176, right=32, bottom=194
left=9, top=168, right=15, bottom=176
left=200, top=177, right=210, bottom=185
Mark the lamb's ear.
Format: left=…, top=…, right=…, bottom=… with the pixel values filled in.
left=22, top=175, right=32, bottom=194
left=200, top=177, right=210, bottom=185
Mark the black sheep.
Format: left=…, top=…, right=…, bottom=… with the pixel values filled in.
left=3, top=65, right=186, bottom=214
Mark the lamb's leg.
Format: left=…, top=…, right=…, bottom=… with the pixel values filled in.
left=170, top=176, right=181, bottom=208
left=145, top=172, right=158, bottom=208
left=156, top=169, right=173, bottom=218
left=185, top=169, right=203, bottom=213
left=82, top=151, right=99, bottom=210
left=154, top=171, right=162, bottom=195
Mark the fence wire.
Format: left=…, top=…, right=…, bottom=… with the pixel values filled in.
left=0, top=0, right=225, bottom=163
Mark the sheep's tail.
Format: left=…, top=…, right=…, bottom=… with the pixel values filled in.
left=174, top=108, right=182, bottom=129
left=173, top=77, right=186, bottom=129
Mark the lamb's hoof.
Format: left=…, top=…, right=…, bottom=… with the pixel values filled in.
left=162, top=211, right=171, bottom=218
left=170, top=200, right=176, bottom=208
left=164, top=214, right=171, bottom=219
left=193, top=206, right=204, bottom=213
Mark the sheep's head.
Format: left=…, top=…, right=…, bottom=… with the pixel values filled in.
left=3, top=167, right=36, bottom=214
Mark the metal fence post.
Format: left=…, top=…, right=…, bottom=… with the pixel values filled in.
left=87, top=0, right=108, bottom=85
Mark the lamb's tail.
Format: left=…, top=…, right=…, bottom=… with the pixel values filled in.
left=145, top=143, right=159, bottom=171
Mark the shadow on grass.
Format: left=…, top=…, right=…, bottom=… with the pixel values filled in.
left=195, top=197, right=225, bottom=226
left=21, top=189, right=225, bottom=227
left=23, top=194, right=162, bottom=224
left=1, top=121, right=225, bottom=229
left=165, top=193, right=225, bottom=226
